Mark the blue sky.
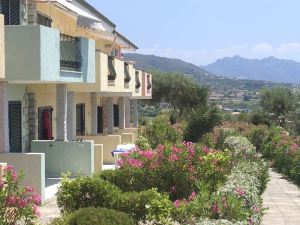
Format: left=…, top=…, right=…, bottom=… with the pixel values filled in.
left=88, top=0, right=300, bottom=65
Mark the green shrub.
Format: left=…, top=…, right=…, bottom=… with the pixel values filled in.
left=136, top=133, right=151, bottom=150
left=245, top=125, right=269, bottom=153
left=56, top=175, right=173, bottom=223
left=183, top=106, right=222, bottom=143
left=52, top=207, right=134, bottom=225
left=140, top=115, right=182, bottom=149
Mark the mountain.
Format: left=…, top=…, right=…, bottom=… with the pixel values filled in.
left=124, top=53, right=213, bottom=77
left=204, top=55, right=300, bottom=83
left=124, top=53, right=292, bottom=92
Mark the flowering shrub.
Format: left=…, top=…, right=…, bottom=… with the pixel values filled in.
left=100, top=142, right=231, bottom=200
left=224, top=136, right=256, bottom=161
left=258, top=126, right=300, bottom=184
left=0, top=165, right=41, bottom=224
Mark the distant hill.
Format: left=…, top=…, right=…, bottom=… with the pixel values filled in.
left=124, top=53, right=292, bottom=92
left=203, top=55, right=300, bottom=83
left=124, top=53, right=213, bottom=77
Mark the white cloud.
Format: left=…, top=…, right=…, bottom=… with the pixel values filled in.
left=138, top=42, right=300, bottom=65
left=252, top=43, right=273, bottom=52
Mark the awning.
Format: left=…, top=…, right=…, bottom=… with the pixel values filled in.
left=33, top=0, right=105, bottom=31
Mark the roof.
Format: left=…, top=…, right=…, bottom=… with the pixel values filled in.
left=115, top=31, right=139, bottom=50
left=76, top=0, right=116, bottom=28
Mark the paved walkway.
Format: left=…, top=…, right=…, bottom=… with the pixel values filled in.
left=262, top=169, right=300, bottom=225
left=39, top=198, right=60, bottom=224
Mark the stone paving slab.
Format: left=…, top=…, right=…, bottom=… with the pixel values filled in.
left=39, top=198, right=60, bottom=224
left=262, top=169, right=300, bottom=225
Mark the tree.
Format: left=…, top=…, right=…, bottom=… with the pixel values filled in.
left=152, top=71, right=209, bottom=116
left=183, top=106, right=222, bottom=142
left=260, top=87, right=295, bottom=126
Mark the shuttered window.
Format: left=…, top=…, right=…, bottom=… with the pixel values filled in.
left=0, top=0, right=20, bottom=25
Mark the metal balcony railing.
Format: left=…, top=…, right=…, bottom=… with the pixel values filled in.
left=124, top=62, right=131, bottom=83
left=108, top=56, right=117, bottom=81
left=147, top=74, right=152, bottom=90
left=60, top=34, right=82, bottom=72
left=135, top=71, right=141, bottom=89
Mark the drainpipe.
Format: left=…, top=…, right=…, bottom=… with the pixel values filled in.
left=108, top=32, right=118, bottom=56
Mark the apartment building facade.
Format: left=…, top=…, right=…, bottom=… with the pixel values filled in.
left=0, top=0, right=152, bottom=202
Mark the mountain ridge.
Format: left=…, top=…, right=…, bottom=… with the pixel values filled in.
left=203, top=55, right=300, bottom=83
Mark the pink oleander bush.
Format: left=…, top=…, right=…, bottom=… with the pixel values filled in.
left=100, top=142, right=232, bottom=201
left=0, top=165, right=41, bottom=224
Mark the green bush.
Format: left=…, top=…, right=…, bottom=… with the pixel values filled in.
left=224, top=136, right=256, bottom=160
left=183, top=106, right=222, bottom=143
left=140, top=115, right=182, bottom=149
left=56, top=175, right=173, bottom=223
left=52, top=207, right=134, bottom=225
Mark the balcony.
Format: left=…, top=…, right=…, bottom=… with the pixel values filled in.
left=5, top=25, right=95, bottom=83
left=96, top=50, right=135, bottom=93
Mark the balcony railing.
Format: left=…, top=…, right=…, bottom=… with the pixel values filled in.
left=108, top=56, right=117, bottom=81
left=147, top=74, right=152, bottom=90
left=124, top=62, right=131, bottom=83
left=135, top=71, right=141, bottom=89
left=60, top=34, right=82, bottom=72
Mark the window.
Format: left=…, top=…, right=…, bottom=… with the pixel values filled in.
left=37, top=13, right=52, bottom=27
left=108, top=56, right=117, bottom=81
left=124, top=62, right=131, bottom=83
left=0, top=0, right=20, bottom=25
left=60, top=34, right=82, bottom=71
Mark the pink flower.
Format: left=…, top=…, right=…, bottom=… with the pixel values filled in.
left=33, top=205, right=40, bottom=217
left=235, top=186, right=245, bottom=197
left=128, top=159, right=143, bottom=168
left=252, top=205, right=260, bottom=213
left=188, top=191, right=196, bottom=201
left=174, top=200, right=181, bottom=208
left=202, top=146, right=210, bottom=154
left=169, top=154, right=179, bottom=161
left=25, top=185, right=34, bottom=193
left=211, top=202, right=220, bottom=214
left=140, top=150, right=155, bottom=159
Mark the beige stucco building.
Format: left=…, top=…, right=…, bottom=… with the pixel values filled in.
left=0, top=0, right=152, bottom=202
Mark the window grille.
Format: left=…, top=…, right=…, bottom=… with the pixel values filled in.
left=0, top=0, right=20, bottom=25
left=108, top=56, right=117, bottom=80
left=124, top=62, right=131, bottom=83
left=135, top=71, right=141, bottom=89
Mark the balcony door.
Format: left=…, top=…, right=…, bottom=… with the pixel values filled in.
left=113, top=104, right=119, bottom=127
left=97, top=106, right=103, bottom=134
left=38, top=107, right=53, bottom=141
left=9, top=101, right=22, bottom=153
left=76, top=104, right=85, bottom=136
